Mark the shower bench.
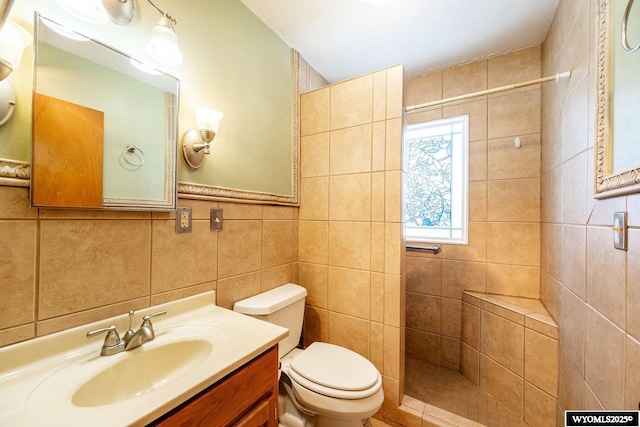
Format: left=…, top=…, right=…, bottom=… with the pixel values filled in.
left=460, top=291, right=558, bottom=427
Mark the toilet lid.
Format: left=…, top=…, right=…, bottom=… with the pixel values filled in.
left=288, top=342, right=380, bottom=398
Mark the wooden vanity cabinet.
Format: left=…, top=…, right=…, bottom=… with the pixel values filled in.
left=149, top=346, right=278, bottom=427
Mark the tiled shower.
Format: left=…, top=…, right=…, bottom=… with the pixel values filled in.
left=403, top=45, right=556, bottom=425
left=404, top=0, right=640, bottom=425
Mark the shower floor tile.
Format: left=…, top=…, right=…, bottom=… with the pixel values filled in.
left=405, top=358, right=530, bottom=427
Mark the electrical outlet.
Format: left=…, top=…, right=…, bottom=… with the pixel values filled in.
left=613, top=211, right=627, bottom=251
left=211, top=208, right=223, bottom=231
left=176, top=207, right=192, bottom=233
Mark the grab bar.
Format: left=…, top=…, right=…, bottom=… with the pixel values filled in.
left=622, top=0, right=640, bottom=52
left=407, top=244, right=441, bottom=255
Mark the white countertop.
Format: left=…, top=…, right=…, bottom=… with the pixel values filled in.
left=0, top=291, right=288, bottom=426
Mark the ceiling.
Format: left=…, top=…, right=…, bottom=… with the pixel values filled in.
left=239, top=0, right=560, bottom=83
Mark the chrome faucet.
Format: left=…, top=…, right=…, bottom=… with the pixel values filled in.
left=86, top=310, right=166, bottom=356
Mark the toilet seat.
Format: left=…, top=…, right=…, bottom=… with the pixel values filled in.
left=286, top=342, right=382, bottom=400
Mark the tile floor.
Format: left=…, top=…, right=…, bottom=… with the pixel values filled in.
left=368, top=418, right=392, bottom=427
left=405, top=358, right=530, bottom=426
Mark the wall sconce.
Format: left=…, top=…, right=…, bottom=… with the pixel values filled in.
left=55, top=0, right=182, bottom=65
left=182, top=107, right=223, bottom=169
left=0, top=19, right=32, bottom=126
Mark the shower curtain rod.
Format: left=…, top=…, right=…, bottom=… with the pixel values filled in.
left=405, top=71, right=571, bottom=113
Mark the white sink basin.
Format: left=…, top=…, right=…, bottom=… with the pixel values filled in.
left=26, top=324, right=232, bottom=413
left=72, top=339, right=212, bottom=407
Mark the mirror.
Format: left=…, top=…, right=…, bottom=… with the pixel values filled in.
left=31, top=13, right=178, bottom=210
left=175, top=0, right=299, bottom=206
left=177, top=50, right=299, bottom=206
left=595, top=0, right=640, bottom=198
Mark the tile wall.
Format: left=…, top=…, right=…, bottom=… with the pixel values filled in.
left=404, top=46, right=543, bottom=370
left=541, top=0, right=640, bottom=418
left=297, top=65, right=411, bottom=422
left=0, top=186, right=297, bottom=346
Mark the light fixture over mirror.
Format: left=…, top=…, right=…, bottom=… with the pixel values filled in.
left=182, top=107, right=223, bottom=170
left=55, top=0, right=183, bottom=65
left=102, top=0, right=136, bottom=25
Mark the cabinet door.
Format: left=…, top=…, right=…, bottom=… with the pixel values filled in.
left=234, top=394, right=276, bottom=427
left=149, top=346, right=278, bottom=427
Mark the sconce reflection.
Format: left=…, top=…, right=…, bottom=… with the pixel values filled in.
left=0, top=19, right=32, bottom=126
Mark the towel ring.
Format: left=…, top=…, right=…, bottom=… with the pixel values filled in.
left=622, top=0, right=640, bottom=52
left=122, top=144, right=145, bottom=167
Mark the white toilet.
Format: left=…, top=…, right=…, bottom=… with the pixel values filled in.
left=233, top=283, right=384, bottom=427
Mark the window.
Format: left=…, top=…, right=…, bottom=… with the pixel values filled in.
left=404, top=115, right=469, bottom=245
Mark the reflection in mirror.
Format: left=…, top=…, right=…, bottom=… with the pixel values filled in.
left=173, top=0, right=299, bottom=206
left=595, top=0, right=640, bottom=198
left=31, top=13, right=178, bottom=210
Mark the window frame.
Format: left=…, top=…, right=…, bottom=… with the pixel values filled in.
left=403, top=114, right=470, bottom=246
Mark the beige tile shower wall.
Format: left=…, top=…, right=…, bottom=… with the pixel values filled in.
left=0, top=186, right=297, bottom=347
left=298, top=65, right=408, bottom=419
left=542, top=0, right=640, bottom=419
left=461, top=292, right=558, bottom=427
left=405, top=46, right=543, bottom=370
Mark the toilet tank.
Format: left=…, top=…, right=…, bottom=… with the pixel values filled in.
left=233, top=283, right=307, bottom=358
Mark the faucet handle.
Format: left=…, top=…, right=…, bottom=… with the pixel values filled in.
left=87, top=324, right=120, bottom=345
left=142, top=310, right=166, bottom=323
left=86, top=325, right=124, bottom=356
left=141, top=310, right=166, bottom=333
left=142, top=310, right=167, bottom=322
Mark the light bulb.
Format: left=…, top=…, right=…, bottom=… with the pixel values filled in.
left=196, top=107, right=223, bottom=134
left=145, top=17, right=183, bottom=65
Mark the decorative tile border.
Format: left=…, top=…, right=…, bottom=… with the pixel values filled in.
left=0, top=158, right=29, bottom=187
